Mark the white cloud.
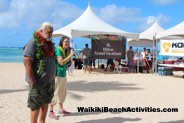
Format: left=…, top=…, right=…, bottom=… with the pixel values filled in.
left=96, top=4, right=141, bottom=25
left=0, top=1, right=170, bottom=33
left=93, top=4, right=170, bottom=32
left=152, top=0, right=177, bottom=5
left=138, top=14, right=170, bottom=32
left=0, top=0, right=83, bottom=29
left=146, top=14, right=169, bottom=25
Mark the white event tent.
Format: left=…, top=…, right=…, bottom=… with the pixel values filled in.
left=128, top=21, right=165, bottom=47
left=156, top=21, right=184, bottom=58
left=53, top=5, right=138, bottom=40
left=156, top=21, right=184, bottom=39
left=127, top=22, right=165, bottom=73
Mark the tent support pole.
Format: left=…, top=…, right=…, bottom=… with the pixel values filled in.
left=137, top=46, right=139, bottom=73
left=155, top=38, right=158, bottom=74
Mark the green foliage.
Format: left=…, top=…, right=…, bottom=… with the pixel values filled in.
left=33, top=32, right=56, bottom=77
left=34, top=32, right=46, bottom=76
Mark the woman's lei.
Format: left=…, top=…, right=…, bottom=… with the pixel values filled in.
left=58, top=46, right=66, bottom=58
left=33, top=32, right=55, bottom=76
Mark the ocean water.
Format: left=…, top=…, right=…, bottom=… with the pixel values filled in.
left=0, top=47, right=24, bottom=63
left=0, top=47, right=84, bottom=63
left=0, top=47, right=170, bottom=63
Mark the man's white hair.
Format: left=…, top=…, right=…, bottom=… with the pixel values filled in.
left=38, top=22, right=53, bottom=31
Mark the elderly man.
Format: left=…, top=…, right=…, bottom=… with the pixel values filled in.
left=24, top=22, right=56, bottom=123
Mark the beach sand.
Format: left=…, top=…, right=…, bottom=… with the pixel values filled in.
left=0, top=63, right=184, bottom=123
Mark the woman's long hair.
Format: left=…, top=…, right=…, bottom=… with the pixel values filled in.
left=58, top=36, right=70, bottom=57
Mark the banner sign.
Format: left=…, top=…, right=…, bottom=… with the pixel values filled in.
left=160, top=40, right=184, bottom=56
left=91, top=39, right=126, bottom=59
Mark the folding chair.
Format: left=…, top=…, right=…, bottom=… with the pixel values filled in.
left=114, top=60, right=122, bottom=74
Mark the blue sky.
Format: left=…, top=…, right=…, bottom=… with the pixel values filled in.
left=0, top=0, right=184, bottom=48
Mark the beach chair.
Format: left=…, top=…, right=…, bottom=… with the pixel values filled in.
left=114, top=60, right=122, bottom=74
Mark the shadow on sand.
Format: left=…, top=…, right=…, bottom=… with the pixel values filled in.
left=75, top=117, right=141, bottom=123
left=159, top=120, right=184, bottom=123
left=0, top=88, right=28, bottom=94
left=69, top=111, right=103, bottom=117
left=68, top=80, right=142, bottom=92
left=68, top=91, right=85, bottom=100
left=67, top=80, right=142, bottom=100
